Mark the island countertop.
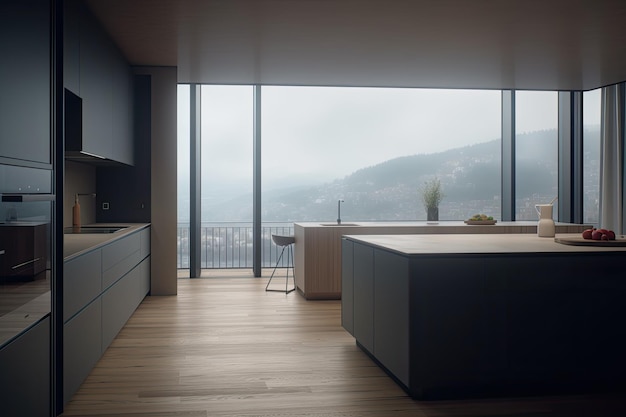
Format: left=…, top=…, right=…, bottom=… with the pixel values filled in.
left=343, top=232, right=626, bottom=256
left=293, top=222, right=592, bottom=300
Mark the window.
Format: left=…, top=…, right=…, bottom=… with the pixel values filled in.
left=262, top=86, right=501, bottom=222
left=583, top=88, right=601, bottom=225
left=515, top=91, right=558, bottom=220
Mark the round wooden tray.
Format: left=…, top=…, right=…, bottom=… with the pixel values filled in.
left=554, top=236, right=626, bottom=246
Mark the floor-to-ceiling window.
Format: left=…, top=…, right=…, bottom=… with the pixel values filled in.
left=583, top=88, right=601, bottom=225
left=262, top=87, right=502, bottom=222
left=200, top=85, right=254, bottom=268
left=177, top=85, right=190, bottom=268
left=177, top=85, right=589, bottom=271
left=515, top=91, right=559, bottom=220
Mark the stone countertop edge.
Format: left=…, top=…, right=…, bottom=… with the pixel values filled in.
left=342, top=233, right=626, bottom=256
left=63, top=223, right=150, bottom=261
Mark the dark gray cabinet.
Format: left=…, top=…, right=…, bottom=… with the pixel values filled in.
left=0, top=0, right=51, bottom=165
left=0, top=317, right=51, bottom=417
left=64, top=1, right=134, bottom=166
left=343, top=235, right=626, bottom=400
left=63, top=226, right=150, bottom=404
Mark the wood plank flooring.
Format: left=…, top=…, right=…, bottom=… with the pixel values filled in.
left=62, top=270, right=626, bottom=416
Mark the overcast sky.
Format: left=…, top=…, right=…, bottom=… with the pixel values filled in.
left=178, top=86, right=602, bottom=191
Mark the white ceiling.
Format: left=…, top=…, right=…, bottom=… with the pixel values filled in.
left=86, top=0, right=626, bottom=91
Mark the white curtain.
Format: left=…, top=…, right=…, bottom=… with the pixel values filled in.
left=599, top=84, right=624, bottom=233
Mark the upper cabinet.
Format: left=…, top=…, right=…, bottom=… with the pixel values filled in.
left=64, top=0, right=134, bottom=166
left=0, top=0, right=51, bottom=166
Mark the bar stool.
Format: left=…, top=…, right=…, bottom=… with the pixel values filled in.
left=266, top=234, right=296, bottom=294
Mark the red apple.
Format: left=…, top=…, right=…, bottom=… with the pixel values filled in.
left=601, top=233, right=610, bottom=240
left=582, top=228, right=593, bottom=239
left=607, top=230, right=616, bottom=240
left=591, top=230, right=603, bottom=240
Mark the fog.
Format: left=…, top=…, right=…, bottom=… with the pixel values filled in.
left=177, top=85, right=602, bottom=194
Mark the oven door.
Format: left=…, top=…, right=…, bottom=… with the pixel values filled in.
left=0, top=191, right=53, bottom=348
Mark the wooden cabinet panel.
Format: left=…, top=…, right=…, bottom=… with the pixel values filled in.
left=0, top=0, right=50, bottom=165
left=64, top=249, right=102, bottom=322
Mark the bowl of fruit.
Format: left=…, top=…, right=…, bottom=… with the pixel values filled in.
left=464, top=214, right=497, bottom=225
left=554, top=227, right=626, bottom=246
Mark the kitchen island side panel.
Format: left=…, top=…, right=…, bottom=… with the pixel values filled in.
left=373, top=248, right=410, bottom=386
left=352, top=242, right=374, bottom=353
left=340, top=239, right=354, bottom=335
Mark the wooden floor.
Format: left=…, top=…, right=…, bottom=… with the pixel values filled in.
left=62, top=270, right=626, bottom=416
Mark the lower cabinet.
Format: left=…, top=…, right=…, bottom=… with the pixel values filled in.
left=63, top=227, right=150, bottom=405
left=0, top=317, right=50, bottom=417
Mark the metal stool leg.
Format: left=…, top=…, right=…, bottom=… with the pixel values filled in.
left=266, top=243, right=295, bottom=294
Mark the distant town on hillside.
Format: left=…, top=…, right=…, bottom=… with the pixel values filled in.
left=178, top=127, right=601, bottom=224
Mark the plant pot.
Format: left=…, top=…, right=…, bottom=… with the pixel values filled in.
left=427, top=206, right=439, bottom=222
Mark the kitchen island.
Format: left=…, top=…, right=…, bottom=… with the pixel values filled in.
left=341, top=233, right=626, bottom=400
left=294, top=221, right=590, bottom=299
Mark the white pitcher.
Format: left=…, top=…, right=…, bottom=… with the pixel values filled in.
left=535, top=203, right=555, bottom=237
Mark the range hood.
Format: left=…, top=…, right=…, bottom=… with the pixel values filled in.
left=64, top=89, right=118, bottom=165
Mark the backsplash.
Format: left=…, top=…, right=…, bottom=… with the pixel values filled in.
left=64, top=161, right=96, bottom=227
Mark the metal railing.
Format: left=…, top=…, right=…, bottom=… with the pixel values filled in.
left=177, top=222, right=294, bottom=269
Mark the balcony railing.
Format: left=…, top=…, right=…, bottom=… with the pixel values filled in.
left=177, top=222, right=294, bottom=269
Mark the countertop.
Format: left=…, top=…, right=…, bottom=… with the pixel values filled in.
left=63, top=223, right=150, bottom=261
left=343, top=233, right=626, bottom=256
left=295, top=220, right=587, bottom=231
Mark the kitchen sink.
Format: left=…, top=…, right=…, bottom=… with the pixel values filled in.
left=64, top=226, right=128, bottom=234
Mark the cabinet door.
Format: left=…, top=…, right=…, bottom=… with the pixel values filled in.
left=0, top=0, right=50, bottom=165
left=111, top=51, right=134, bottom=165
left=80, top=4, right=113, bottom=160
left=64, top=298, right=102, bottom=405
left=64, top=249, right=102, bottom=322
left=0, top=317, right=50, bottom=417
left=64, top=0, right=80, bottom=94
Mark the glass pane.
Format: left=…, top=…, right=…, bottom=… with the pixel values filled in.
left=515, top=91, right=558, bottom=220
left=262, top=86, right=501, bottom=222
left=0, top=197, right=52, bottom=347
left=177, top=85, right=190, bottom=269
left=200, top=85, right=253, bottom=268
left=583, top=88, right=601, bottom=226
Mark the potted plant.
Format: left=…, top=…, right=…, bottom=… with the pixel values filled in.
left=420, top=177, right=444, bottom=222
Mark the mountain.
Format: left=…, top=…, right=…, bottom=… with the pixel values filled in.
left=194, top=127, right=600, bottom=222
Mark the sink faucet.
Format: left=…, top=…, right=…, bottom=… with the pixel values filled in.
left=337, top=199, right=344, bottom=224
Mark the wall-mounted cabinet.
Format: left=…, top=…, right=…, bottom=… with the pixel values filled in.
left=0, top=0, right=51, bottom=166
left=64, top=0, right=134, bottom=166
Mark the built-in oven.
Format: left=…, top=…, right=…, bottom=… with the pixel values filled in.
left=0, top=164, right=53, bottom=348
